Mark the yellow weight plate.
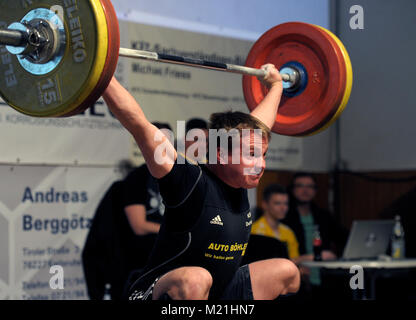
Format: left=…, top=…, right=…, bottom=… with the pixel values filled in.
left=0, top=0, right=108, bottom=117
left=61, top=0, right=109, bottom=117
left=308, top=25, right=353, bottom=135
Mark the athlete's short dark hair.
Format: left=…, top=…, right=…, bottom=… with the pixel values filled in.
left=208, top=111, right=271, bottom=155
left=209, top=111, right=271, bottom=141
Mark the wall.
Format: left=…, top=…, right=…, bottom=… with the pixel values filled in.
left=112, top=0, right=329, bottom=40
left=336, top=0, right=416, bottom=171
left=338, top=171, right=416, bottom=228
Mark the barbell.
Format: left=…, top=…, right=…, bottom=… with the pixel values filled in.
left=0, top=0, right=353, bottom=136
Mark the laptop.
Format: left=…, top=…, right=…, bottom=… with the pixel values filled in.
left=342, top=220, right=395, bottom=260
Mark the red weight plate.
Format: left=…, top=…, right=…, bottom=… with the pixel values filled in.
left=305, top=24, right=347, bottom=135
left=62, top=0, right=120, bottom=117
left=243, top=22, right=346, bottom=136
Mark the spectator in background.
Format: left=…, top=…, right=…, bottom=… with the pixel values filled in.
left=251, top=184, right=299, bottom=260
left=82, top=122, right=171, bottom=300
left=125, top=118, right=208, bottom=243
left=281, top=172, right=348, bottom=295
left=121, top=122, right=172, bottom=265
left=82, top=178, right=125, bottom=300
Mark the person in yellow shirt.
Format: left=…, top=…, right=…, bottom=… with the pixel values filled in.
left=252, top=184, right=299, bottom=260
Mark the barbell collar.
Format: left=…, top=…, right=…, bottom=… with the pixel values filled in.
left=1, top=24, right=50, bottom=56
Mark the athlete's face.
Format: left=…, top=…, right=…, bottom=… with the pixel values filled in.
left=224, top=131, right=268, bottom=189
left=263, top=193, right=289, bottom=221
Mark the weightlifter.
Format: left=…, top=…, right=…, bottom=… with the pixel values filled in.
left=102, top=64, right=300, bottom=300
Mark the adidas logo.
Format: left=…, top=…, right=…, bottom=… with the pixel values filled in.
left=210, top=215, right=224, bottom=226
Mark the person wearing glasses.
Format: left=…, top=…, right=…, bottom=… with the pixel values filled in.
left=281, top=172, right=348, bottom=299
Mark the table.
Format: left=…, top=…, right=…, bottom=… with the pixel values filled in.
left=300, top=259, right=416, bottom=300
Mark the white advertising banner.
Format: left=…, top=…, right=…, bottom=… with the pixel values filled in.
left=0, top=20, right=301, bottom=169
left=0, top=99, right=131, bottom=166
left=0, top=165, right=119, bottom=300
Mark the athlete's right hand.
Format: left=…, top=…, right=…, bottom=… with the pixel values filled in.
left=257, top=63, right=283, bottom=90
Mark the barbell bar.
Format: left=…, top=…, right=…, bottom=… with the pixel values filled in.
left=0, top=28, right=296, bottom=84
